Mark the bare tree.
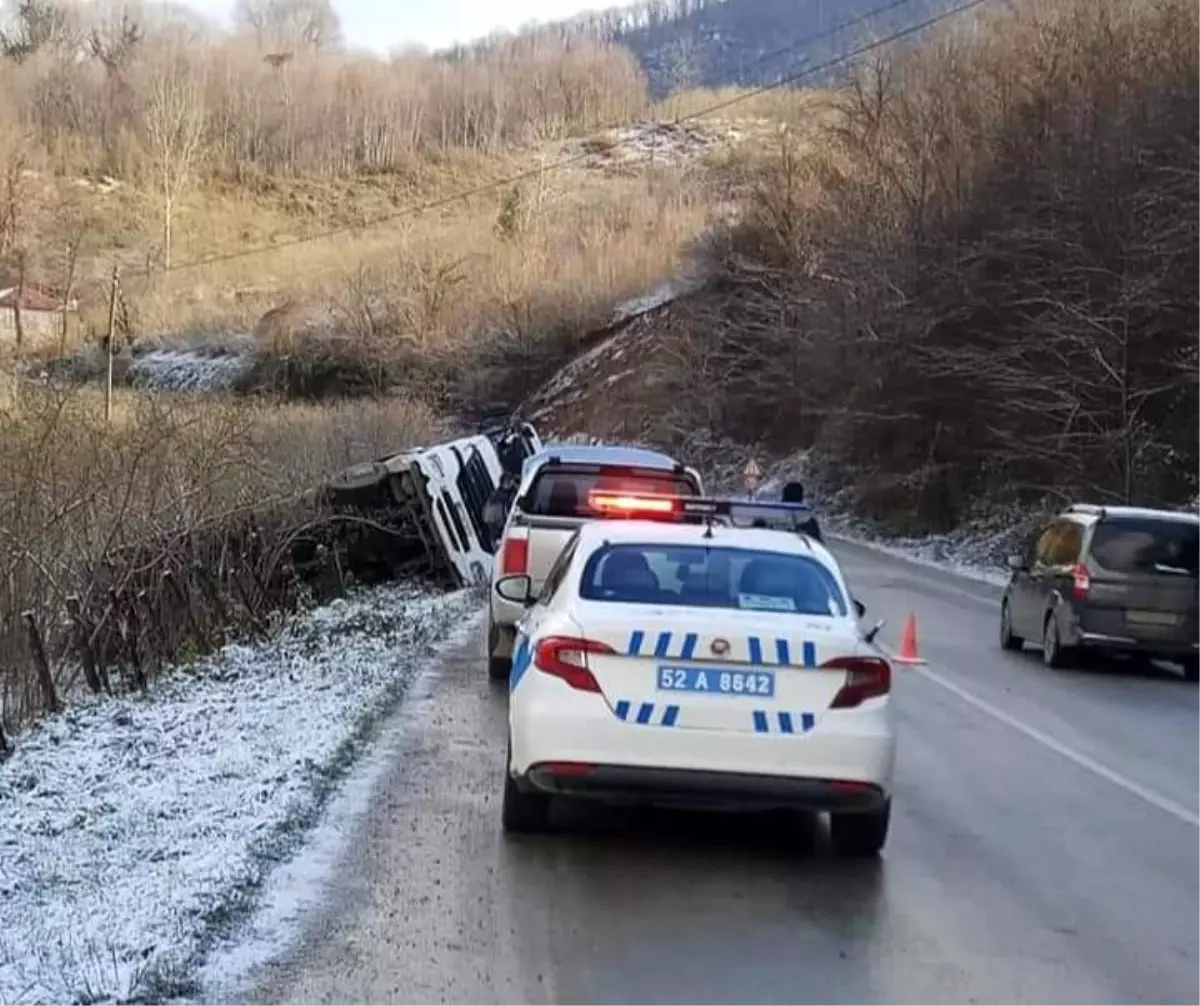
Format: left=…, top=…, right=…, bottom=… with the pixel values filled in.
left=143, top=46, right=207, bottom=271
left=233, top=0, right=342, bottom=55
left=0, top=129, right=27, bottom=258
left=88, top=8, right=143, bottom=72
left=0, top=0, right=75, bottom=62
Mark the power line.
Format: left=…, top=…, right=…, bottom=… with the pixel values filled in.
left=674, top=0, right=942, bottom=81
left=147, top=0, right=988, bottom=279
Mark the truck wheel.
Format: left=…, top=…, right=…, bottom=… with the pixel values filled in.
left=830, top=800, right=890, bottom=857
left=487, top=621, right=512, bottom=681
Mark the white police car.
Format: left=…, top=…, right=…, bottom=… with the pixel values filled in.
left=493, top=491, right=897, bottom=856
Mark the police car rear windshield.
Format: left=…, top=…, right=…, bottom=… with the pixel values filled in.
left=526, top=469, right=698, bottom=518
left=579, top=543, right=849, bottom=617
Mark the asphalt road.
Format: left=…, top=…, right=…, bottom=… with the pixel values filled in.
left=234, top=541, right=1199, bottom=1006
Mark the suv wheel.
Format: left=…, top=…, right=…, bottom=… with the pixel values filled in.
left=999, top=600, right=1024, bottom=652
left=1042, top=613, right=1073, bottom=669
left=829, top=800, right=890, bottom=857
left=487, top=621, right=512, bottom=681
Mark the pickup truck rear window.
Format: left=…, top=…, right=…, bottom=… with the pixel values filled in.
left=579, top=543, right=848, bottom=616
left=525, top=469, right=698, bottom=518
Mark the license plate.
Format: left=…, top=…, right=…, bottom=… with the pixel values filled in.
left=657, top=665, right=775, bottom=698
left=1126, top=609, right=1179, bottom=626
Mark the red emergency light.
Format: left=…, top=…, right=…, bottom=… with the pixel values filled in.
left=586, top=490, right=680, bottom=518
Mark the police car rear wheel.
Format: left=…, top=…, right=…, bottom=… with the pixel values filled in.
left=829, top=800, right=890, bottom=857
left=488, top=654, right=512, bottom=681
left=502, top=746, right=550, bottom=834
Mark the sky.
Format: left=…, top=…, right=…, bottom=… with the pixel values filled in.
left=180, top=0, right=640, bottom=53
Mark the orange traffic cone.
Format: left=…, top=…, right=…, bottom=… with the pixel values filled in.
left=892, top=613, right=926, bottom=666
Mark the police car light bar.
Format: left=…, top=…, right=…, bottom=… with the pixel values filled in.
left=587, top=491, right=678, bottom=516
left=585, top=490, right=813, bottom=528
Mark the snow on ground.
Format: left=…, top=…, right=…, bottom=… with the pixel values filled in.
left=609, top=272, right=703, bottom=324
left=760, top=451, right=1034, bottom=588
left=127, top=349, right=252, bottom=393
left=19, top=334, right=255, bottom=395
left=193, top=623, right=476, bottom=1004
left=825, top=517, right=1015, bottom=588
left=0, top=583, right=481, bottom=1006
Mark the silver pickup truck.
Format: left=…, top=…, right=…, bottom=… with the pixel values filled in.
left=486, top=444, right=704, bottom=679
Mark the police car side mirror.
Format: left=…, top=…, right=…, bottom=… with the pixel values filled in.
left=1006, top=553, right=1026, bottom=571
left=853, top=598, right=866, bottom=619
left=495, top=574, right=534, bottom=606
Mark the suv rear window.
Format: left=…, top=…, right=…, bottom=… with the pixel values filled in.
left=1089, top=518, right=1199, bottom=576
left=525, top=467, right=698, bottom=518
left=579, top=543, right=848, bottom=616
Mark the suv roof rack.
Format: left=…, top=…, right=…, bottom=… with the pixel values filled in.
left=587, top=490, right=815, bottom=534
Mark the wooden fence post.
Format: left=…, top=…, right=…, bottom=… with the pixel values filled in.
left=58, top=232, right=82, bottom=357
left=65, top=594, right=104, bottom=694
left=12, top=250, right=26, bottom=355
left=22, top=610, right=60, bottom=713
left=119, top=590, right=148, bottom=692
left=104, top=264, right=119, bottom=425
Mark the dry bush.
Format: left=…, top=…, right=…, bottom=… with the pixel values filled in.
left=0, top=386, right=440, bottom=730
left=648, top=85, right=834, bottom=126
left=0, top=5, right=648, bottom=181
left=665, top=0, right=1198, bottom=531
left=0, top=0, right=654, bottom=342
left=201, top=166, right=711, bottom=408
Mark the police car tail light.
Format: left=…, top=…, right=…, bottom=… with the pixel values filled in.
left=501, top=531, right=529, bottom=575
left=587, top=491, right=678, bottom=518
left=533, top=635, right=614, bottom=693
left=825, top=656, right=891, bottom=709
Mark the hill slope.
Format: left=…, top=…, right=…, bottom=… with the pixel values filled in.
left=455, top=0, right=958, bottom=98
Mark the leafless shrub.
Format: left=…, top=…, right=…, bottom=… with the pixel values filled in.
left=0, top=1, right=648, bottom=180
left=0, top=388, right=440, bottom=730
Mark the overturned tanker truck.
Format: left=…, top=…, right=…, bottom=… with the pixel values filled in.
left=73, top=414, right=543, bottom=684
left=310, top=413, right=543, bottom=589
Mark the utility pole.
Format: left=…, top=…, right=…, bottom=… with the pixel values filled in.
left=105, top=264, right=119, bottom=425
left=12, top=250, right=26, bottom=356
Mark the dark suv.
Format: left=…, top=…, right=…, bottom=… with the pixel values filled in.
left=1000, top=504, right=1199, bottom=680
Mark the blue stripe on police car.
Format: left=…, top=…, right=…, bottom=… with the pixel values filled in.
left=626, top=629, right=818, bottom=667
left=510, top=634, right=533, bottom=691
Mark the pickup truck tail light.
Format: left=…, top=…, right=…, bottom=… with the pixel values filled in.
left=501, top=532, right=529, bottom=575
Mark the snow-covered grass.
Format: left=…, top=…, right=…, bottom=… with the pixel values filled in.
left=19, top=334, right=255, bottom=394
left=127, top=349, right=252, bottom=393
left=609, top=273, right=703, bottom=324
left=0, top=583, right=481, bottom=1006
